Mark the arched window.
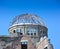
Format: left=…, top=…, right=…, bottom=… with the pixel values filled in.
left=13, top=30, right=15, bottom=33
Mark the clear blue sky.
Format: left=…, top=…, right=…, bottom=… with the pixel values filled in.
left=0, top=0, right=60, bottom=49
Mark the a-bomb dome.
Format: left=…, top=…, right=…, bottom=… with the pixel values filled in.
left=10, top=13, right=45, bottom=26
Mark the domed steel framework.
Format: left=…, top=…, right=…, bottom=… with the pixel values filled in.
left=11, top=13, right=45, bottom=26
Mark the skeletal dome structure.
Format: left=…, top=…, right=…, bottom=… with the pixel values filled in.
left=11, top=13, right=45, bottom=26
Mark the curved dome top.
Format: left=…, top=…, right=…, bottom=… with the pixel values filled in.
left=10, top=13, right=45, bottom=26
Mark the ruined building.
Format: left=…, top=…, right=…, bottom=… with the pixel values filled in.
left=0, top=14, right=53, bottom=49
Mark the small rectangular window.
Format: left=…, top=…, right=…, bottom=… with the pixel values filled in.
left=34, top=33, right=36, bottom=35
left=31, top=33, right=33, bottom=35
left=27, top=33, right=30, bottom=35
